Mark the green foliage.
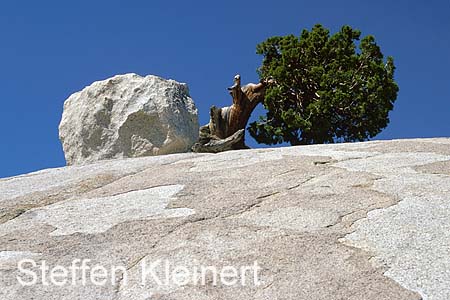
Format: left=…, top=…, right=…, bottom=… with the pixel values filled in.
left=249, top=24, right=399, bottom=145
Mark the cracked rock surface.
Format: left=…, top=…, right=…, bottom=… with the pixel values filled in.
left=1, top=138, right=449, bottom=299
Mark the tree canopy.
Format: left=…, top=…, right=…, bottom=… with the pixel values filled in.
left=249, top=24, right=399, bottom=145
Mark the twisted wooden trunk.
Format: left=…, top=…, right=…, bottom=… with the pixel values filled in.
left=192, top=75, right=268, bottom=153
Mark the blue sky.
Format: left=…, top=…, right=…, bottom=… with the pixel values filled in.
left=1, top=0, right=449, bottom=178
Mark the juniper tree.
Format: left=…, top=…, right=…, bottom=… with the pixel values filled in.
left=249, top=24, right=398, bottom=145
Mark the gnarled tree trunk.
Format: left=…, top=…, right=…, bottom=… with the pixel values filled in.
left=192, top=74, right=269, bottom=153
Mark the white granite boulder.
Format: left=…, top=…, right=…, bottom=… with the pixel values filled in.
left=59, top=73, right=199, bottom=165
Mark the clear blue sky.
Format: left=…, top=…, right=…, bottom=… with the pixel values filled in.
left=1, top=0, right=449, bottom=178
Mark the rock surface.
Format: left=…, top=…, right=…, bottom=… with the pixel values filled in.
left=1, top=138, right=450, bottom=299
left=59, top=74, right=199, bottom=165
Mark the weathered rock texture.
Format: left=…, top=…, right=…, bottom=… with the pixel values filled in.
left=1, top=138, right=450, bottom=300
left=59, top=74, right=199, bottom=165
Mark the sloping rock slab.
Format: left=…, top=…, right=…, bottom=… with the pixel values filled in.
left=1, top=138, right=450, bottom=299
